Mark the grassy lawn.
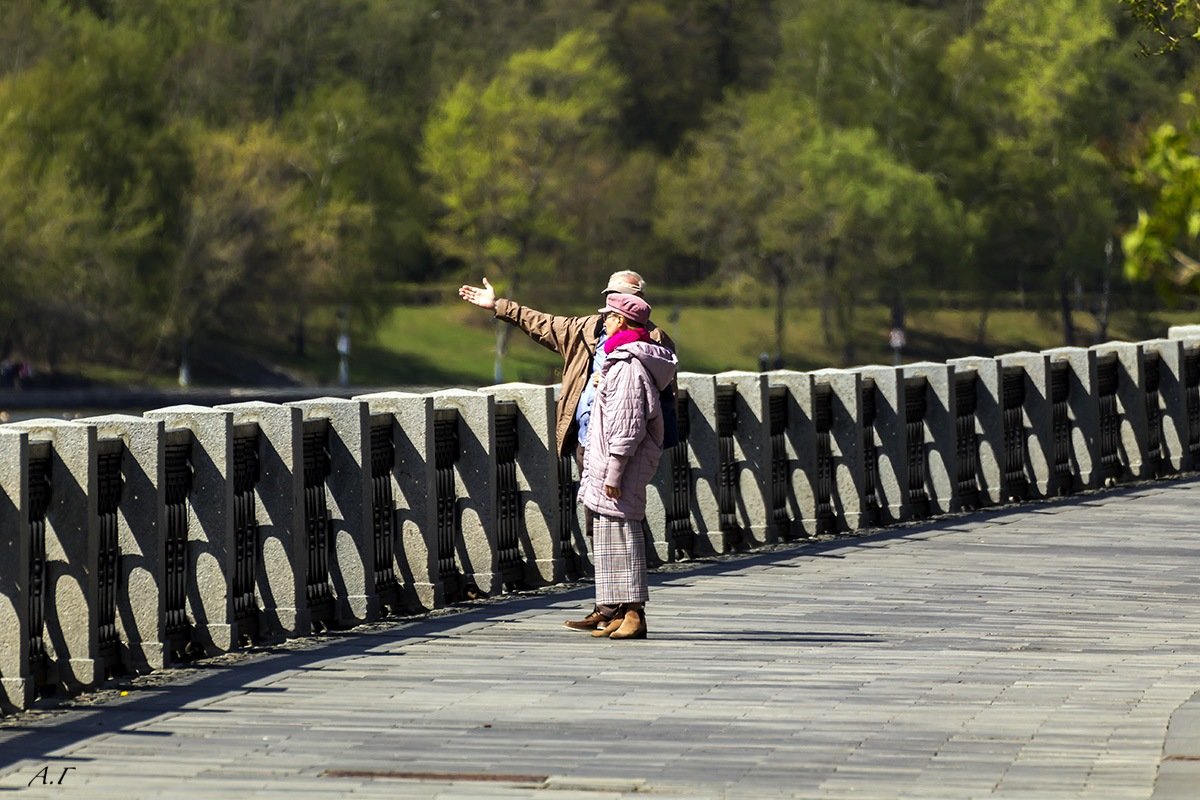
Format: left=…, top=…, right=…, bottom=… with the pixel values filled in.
left=300, top=302, right=1200, bottom=390
left=58, top=301, right=1199, bottom=390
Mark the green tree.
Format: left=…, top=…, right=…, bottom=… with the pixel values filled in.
left=154, top=125, right=301, bottom=380
left=657, top=91, right=961, bottom=365
left=0, top=12, right=189, bottom=367
left=605, top=0, right=778, bottom=152
left=281, top=81, right=393, bottom=358
left=1123, top=97, right=1200, bottom=294
left=942, top=0, right=1129, bottom=345
left=773, top=0, right=955, bottom=166
left=421, top=29, right=625, bottom=380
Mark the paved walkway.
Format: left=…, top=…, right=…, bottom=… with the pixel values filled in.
left=2, top=479, right=1200, bottom=799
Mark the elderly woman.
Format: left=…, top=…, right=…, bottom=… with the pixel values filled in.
left=579, top=292, right=678, bottom=640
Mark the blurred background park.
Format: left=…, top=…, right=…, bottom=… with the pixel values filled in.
left=3, top=0, right=1200, bottom=395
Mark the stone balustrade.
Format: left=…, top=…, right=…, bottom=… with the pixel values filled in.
left=3, top=332, right=1200, bottom=713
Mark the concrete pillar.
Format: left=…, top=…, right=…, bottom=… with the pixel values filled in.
left=479, top=383, right=562, bottom=586
left=0, top=428, right=31, bottom=711
left=215, top=402, right=307, bottom=639
left=7, top=420, right=100, bottom=692
left=78, top=415, right=166, bottom=673
left=948, top=357, right=1003, bottom=507
left=1044, top=347, right=1099, bottom=491
left=286, top=398, right=378, bottom=625
left=1141, top=338, right=1188, bottom=474
left=431, top=390, right=500, bottom=598
left=355, top=392, right=440, bottom=611
left=1093, top=341, right=1150, bottom=481
left=715, top=371, right=772, bottom=546
left=677, top=373, right=722, bottom=555
left=1168, top=324, right=1200, bottom=340
left=902, top=362, right=957, bottom=515
left=853, top=366, right=908, bottom=524
left=143, top=406, right=237, bottom=654
left=997, top=352, right=1053, bottom=499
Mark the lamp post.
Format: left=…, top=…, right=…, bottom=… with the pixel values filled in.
left=889, top=327, right=906, bottom=366
left=336, top=307, right=351, bottom=387
left=178, top=338, right=191, bottom=388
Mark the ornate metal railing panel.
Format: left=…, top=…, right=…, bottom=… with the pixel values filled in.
left=954, top=371, right=981, bottom=510
left=369, top=415, right=398, bottom=596
left=163, top=429, right=192, bottom=640
left=905, top=376, right=930, bottom=519
left=1097, top=353, right=1122, bottom=485
left=1144, top=351, right=1164, bottom=476
left=667, top=389, right=695, bottom=559
left=1050, top=361, right=1073, bottom=494
left=96, top=439, right=123, bottom=665
left=767, top=387, right=794, bottom=538
left=27, top=442, right=51, bottom=682
left=494, top=401, right=525, bottom=587
left=232, top=423, right=261, bottom=630
left=862, top=378, right=880, bottom=527
left=434, top=409, right=463, bottom=600
left=301, top=419, right=333, bottom=619
left=1002, top=366, right=1029, bottom=501
left=716, top=385, right=742, bottom=550
left=1186, top=346, right=1200, bottom=463
left=556, top=452, right=581, bottom=574
left=813, top=383, right=835, bottom=534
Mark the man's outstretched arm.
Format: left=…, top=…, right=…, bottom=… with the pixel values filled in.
left=457, top=276, right=591, bottom=356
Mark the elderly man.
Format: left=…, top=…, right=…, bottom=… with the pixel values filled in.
left=457, top=270, right=676, bottom=631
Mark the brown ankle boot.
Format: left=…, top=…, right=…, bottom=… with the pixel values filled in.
left=591, top=610, right=625, bottom=638
left=564, top=608, right=609, bottom=631
left=609, top=606, right=647, bottom=640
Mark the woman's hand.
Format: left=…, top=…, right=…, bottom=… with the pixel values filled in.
left=604, top=484, right=622, bottom=500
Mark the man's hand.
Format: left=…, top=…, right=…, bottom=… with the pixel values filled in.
left=604, top=484, right=622, bottom=500
left=458, top=277, right=497, bottom=310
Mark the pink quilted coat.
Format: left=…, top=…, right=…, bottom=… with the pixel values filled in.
left=579, top=340, right=678, bottom=521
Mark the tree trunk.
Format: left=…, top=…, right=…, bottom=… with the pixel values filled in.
left=890, top=294, right=905, bottom=332
left=493, top=323, right=509, bottom=383
left=819, top=250, right=837, bottom=353
left=772, top=261, right=786, bottom=366
left=1058, top=273, right=1076, bottom=347
left=1095, top=276, right=1111, bottom=344
left=1093, top=238, right=1114, bottom=344
left=836, top=284, right=857, bottom=366
left=976, top=305, right=991, bottom=348
left=493, top=268, right=520, bottom=382
left=295, top=292, right=307, bottom=358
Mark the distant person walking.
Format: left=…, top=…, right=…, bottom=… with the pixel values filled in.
left=458, top=270, right=677, bottom=632
left=578, top=293, right=676, bottom=639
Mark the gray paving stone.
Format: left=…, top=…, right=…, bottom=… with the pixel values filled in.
left=5, top=481, right=1200, bottom=798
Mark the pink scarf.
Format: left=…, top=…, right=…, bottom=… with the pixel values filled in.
left=603, top=327, right=652, bottom=354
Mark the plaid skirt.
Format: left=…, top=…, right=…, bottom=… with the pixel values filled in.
left=592, top=513, right=649, bottom=605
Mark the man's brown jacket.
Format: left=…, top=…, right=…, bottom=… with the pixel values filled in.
left=494, top=297, right=675, bottom=457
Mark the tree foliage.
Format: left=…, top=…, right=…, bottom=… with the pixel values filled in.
left=1118, top=0, right=1200, bottom=52
left=1123, top=98, right=1200, bottom=293
left=0, top=0, right=1195, bottom=381
left=658, top=91, right=962, bottom=364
